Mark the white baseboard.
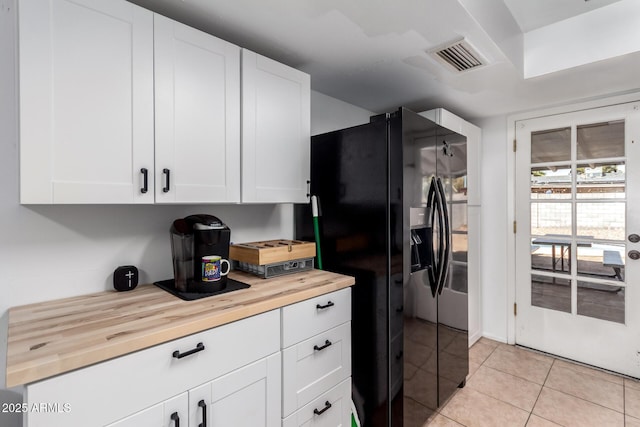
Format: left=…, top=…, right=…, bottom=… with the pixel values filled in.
left=468, top=328, right=483, bottom=347
left=479, top=332, right=508, bottom=344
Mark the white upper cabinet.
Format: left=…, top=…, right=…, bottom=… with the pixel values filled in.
left=19, top=0, right=155, bottom=204
left=18, top=1, right=310, bottom=205
left=241, top=50, right=311, bottom=203
left=154, top=15, right=241, bottom=204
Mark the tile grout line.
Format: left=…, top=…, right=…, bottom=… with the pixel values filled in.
left=481, top=346, right=552, bottom=387
left=542, top=373, right=626, bottom=415
left=528, top=358, right=573, bottom=427
left=517, top=344, right=630, bottom=386
left=434, top=341, right=500, bottom=426
left=623, top=380, right=626, bottom=427
left=460, top=340, right=636, bottom=427
left=524, top=356, right=558, bottom=427
left=464, top=343, right=536, bottom=426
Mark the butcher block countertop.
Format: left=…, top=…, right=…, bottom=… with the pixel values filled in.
left=6, top=269, right=354, bottom=388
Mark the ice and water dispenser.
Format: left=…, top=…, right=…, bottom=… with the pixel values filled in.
left=410, top=207, right=431, bottom=273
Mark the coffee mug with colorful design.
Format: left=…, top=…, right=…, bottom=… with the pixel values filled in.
left=201, top=255, right=230, bottom=282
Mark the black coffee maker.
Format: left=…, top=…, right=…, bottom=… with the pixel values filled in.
left=170, top=214, right=231, bottom=293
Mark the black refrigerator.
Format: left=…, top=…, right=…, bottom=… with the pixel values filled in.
left=295, top=108, right=469, bottom=427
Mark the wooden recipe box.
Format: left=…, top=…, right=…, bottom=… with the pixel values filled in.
left=229, top=240, right=316, bottom=265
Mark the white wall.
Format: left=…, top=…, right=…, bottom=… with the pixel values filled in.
left=476, top=115, right=510, bottom=342
left=0, top=2, right=373, bottom=393
left=310, top=91, right=374, bottom=135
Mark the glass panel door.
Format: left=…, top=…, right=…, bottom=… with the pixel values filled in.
left=514, top=102, right=640, bottom=377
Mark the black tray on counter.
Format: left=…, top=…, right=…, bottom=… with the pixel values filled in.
left=154, top=278, right=250, bottom=301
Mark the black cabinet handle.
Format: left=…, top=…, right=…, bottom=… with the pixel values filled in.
left=172, top=342, right=205, bottom=359
left=170, top=412, right=180, bottom=427
left=396, top=305, right=404, bottom=313
left=140, top=168, right=148, bottom=193
left=313, top=339, right=332, bottom=352
left=198, top=400, right=207, bottom=427
left=313, top=401, right=332, bottom=416
left=306, top=179, right=311, bottom=197
left=396, top=350, right=404, bottom=360
left=163, top=168, right=171, bottom=193
left=316, top=301, right=334, bottom=310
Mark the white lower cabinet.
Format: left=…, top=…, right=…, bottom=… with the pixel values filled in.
left=23, top=310, right=280, bottom=427
left=21, top=290, right=352, bottom=427
left=282, top=322, right=351, bottom=417
left=281, top=288, right=352, bottom=426
left=282, top=379, right=352, bottom=427
left=106, top=354, right=281, bottom=427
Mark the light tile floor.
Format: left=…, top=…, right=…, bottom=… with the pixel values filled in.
left=426, top=338, right=640, bottom=427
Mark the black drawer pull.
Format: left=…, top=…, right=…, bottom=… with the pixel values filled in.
left=173, top=342, right=205, bottom=359
left=140, top=168, right=148, bottom=193
left=313, top=401, right=332, bottom=416
left=198, top=400, right=207, bottom=427
left=314, top=340, right=333, bottom=352
left=170, top=412, right=180, bottom=427
left=396, top=350, right=404, bottom=360
left=316, top=301, right=334, bottom=310
left=396, top=305, right=404, bottom=313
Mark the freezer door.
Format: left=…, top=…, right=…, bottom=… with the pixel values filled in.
left=436, top=126, right=469, bottom=405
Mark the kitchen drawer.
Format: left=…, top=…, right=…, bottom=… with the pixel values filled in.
left=282, top=288, right=351, bottom=348
left=282, top=378, right=351, bottom=427
left=282, top=322, right=351, bottom=417
left=24, top=310, right=280, bottom=427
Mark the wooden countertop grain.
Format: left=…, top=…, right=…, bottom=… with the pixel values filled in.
left=5, top=269, right=354, bottom=388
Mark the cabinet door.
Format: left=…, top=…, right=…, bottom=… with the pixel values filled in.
left=189, top=353, right=281, bottom=427
left=106, top=393, right=188, bottom=427
left=19, top=0, right=154, bottom=204
left=241, top=49, right=310, bottom=203
left=154, top=15, right=240, bottom=203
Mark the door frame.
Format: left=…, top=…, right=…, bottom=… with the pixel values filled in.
left=506, top=92, right=640, bottom=345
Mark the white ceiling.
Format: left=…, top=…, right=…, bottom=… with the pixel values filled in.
left=503, top=0, right=624, bottom=32
left=128, top=0, right=640, bottom=121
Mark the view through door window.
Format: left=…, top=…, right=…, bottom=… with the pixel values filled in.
left=529, top=121, right=626, bottom=323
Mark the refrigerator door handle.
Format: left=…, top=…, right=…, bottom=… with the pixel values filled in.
left=426, top=177, right=439, bottom=297
left=433, top=177, right=446, bottom=295
left=436, top=177, right=451, bottom=295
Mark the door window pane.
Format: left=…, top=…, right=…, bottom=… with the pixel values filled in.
left=531, top=127, right=571, bottom=163
left=577, top=121, right=624, bottom=160
left=577, top=162, right=625, bottom=199
left=531, top=237, right=571, bottom=275
left=576, top=202, right=625, bottom=240
left=531, top=274, right=571, bottom=313
left=531, top=166, right=571, bottom=200
left=577, top=281, right=624, bottom=324
left=577, top=243, right=625, bottom=282
left=531, top=203, right=572, bottom=237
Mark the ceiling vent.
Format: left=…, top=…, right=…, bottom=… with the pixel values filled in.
left=428, top=39, right=487, bottom=73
